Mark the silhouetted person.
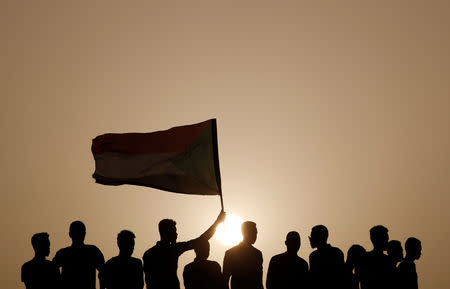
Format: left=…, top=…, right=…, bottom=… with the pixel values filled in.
left=183, top=239, right=225, bottom=289
left=308, top=225, right=345, bottom=289
left=266, top=231, right=309, bottom=289
left=53, top=220, right=105, bottom=289
left=143, top=211, right=226, bottom=289
left=387, top=240, right=404, bottom=268
left=104, top=230, right=143, bottom=289
left=21, top=232, right=60, bottom=289
left=360, top=225, right=394, bottom=289
left=223, top=221, right=263, bottom=289
left=387, top=240, right=404, bottom=288
left=398, top=237, right=421, bottom=289
left=344, top=244, right=366, bottom=289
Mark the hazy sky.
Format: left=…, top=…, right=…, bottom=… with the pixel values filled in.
left=2, top=1, right=450, bottom=289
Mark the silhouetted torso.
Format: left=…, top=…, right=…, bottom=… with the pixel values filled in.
left=183, top=258, right=224, bottom=289
left=309, top=244, right=345, bottom=289
left=266, top=252, right=309, bottom=289
left=21, top=258, right=60, bottom=289
left=360, top=250, right=394, bottom=289
left=397, top=260, right=418, bottom=289
left=53, top=244, right=105, bottom=289
left=143, top=240, right=196, bottom=289
left=223, top=242, right=263, bottom=289
left=104, top=255, right=143, bottom=289
left=389, top=258, right=401, bottom=289
left=343, top=263, right=360, bottom=289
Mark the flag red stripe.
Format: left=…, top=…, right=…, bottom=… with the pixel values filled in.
left=92, top=119, right=212, bottom=154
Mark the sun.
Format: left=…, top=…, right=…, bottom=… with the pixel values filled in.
left=215, top=213, right=244, bottom=245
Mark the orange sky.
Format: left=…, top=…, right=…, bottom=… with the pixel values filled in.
left=2, top=1, right=450, bottom=289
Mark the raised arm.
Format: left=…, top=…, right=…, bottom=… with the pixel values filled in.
left=176, top=210, right=226, bottom=255
left=199, top=210, right=226, bottom=241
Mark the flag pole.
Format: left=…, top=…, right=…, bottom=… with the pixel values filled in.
left=219, top=192, right=224, bottom=212
left=211, top=118, right=224, bottom=212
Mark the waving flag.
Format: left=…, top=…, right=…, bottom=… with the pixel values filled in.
left=92, top=119, right=222, bottom=196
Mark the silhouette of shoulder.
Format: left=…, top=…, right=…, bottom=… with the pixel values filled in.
left=106, top=255, right=142, bottom=266
left=143, top=241, right=196, bottom=289
left=54, top=244, right=104, bottom=263
left=21, top=258, right=60, bottom=289
left=361, top=250, right=393, bottom=274
left=309, top=244, right=344, bottom=267
left=53, top=244, right=105, bottom=289
left=224, top=243, right=263, bottom=270
left=184, top=259, right=221, bottom=273
left=223, top=243, right=263, bottom=289
left=104, top=256, right=143, bottom=289
left=398, top=259, right=418, bottom=289
left=360, top=250, right=394, bottom=289
left=270, top=252, right=308, bottom=268
left=183, top=260, right=223, bottom=289
left=267, top=252, right=309, bottom=289
left=225, top=243, right=262, bottom=259
left=309, top=245, right=344, bottom=289
left=143, top=240, right=196, bottom=261
left=105, top=255, right=142, bottom=273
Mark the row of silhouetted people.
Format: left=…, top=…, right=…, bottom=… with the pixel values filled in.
left=21, top=211, right=421, bottom=289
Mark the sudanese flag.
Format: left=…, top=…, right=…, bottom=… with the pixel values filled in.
left=91, top=119, right=222, bottom=195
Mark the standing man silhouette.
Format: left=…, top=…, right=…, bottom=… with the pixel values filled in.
left=344, top=244, right=366, bottom=289
left=53, top=220, right=105, bottom=289
left=21, top=232, right=60, bottom=289
left=223, top=221, right=263, bottom=289
left=387, top=240, right=404, bottom=288
left=266, top=231, right=309, bottom=289
left=308, top=225, right=345, bottom=289
left=360, top=225, right=394, bottom=289
left=104, top=230, right=143, bottom=289
left=143, top=211, right=226, bottom=289
left=183, top=239, right=225, bottom=289
left=398, top=237, right=422, bottom=289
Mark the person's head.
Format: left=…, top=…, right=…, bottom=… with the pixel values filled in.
left=117, top=230, right=135, bottom=257
left=285, top=231, right=301, bottom=254
left=158, top=219, right=177, bottom=243
left=309, top=225, right=328, bottom=249
left=69, top=221, right=86, bottom=243
left=405, top=237, right=422, bottom=260
left=346, top=244, right=366, bottom=268
left=387, top=240, right=404, bottom=264
left=194, top=239, right=210, bottom=261
left=241, top=221, right=257, bottom=245
left=369, top=225, right=389, bottom=250
left=31, top=232, right=50, bottom=257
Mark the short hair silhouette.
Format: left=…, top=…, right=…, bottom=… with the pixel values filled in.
left=22, top=232, right=60, bottom=289
left=369, top=225, right=389, bottom=249
left=69, top=220, right=86, bottom=242
left=224, top=220, right=263, bottom=289
left=285, top=231, right=300, bottom=253
left=387, top=240, right=404, bottom=263
left=241, top=221, right=257, bottom=244
left=346, top=244, right=366, bottom=266
left=117, top=230, right=136, bottom=257
left=158, top=219, right=177, bottom=240
left=310, top=225, right=328, bottom=248
left=405, top=237, right=421, bottom=259
left=194, top=239, right=210, bottom=260
left=31, top=232, right=50, bottom=256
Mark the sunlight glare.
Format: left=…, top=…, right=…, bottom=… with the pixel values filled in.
left=215, top=213, right=244, bottom=245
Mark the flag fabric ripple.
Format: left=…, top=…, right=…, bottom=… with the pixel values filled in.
left=91, top=119, right=222, bottom=195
